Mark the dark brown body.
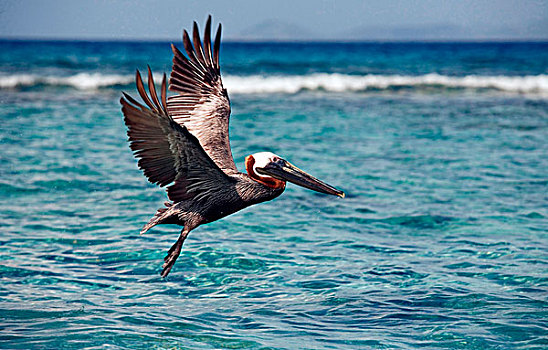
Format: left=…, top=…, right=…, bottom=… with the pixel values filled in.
left=144, top=173, right=284, bottom=233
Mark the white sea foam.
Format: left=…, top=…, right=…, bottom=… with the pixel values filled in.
left=1, top=72, right=547, bottom=95
left=223, top=73, right=548, bottom=94
left=0, top=73, right=133, bottom=90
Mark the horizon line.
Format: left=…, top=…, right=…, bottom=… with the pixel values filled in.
left=1, top=36, right=547, bottom=44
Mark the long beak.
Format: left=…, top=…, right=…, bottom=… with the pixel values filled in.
left=257, top=159, right=345, bottom=198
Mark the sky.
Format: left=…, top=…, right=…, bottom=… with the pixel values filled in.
left=0, top=0, right=546, bottom=41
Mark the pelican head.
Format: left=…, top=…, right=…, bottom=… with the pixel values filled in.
left=245, top=152, right=345, bottom=197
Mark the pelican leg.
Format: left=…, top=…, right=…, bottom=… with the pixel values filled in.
left=161, top=228, right=190, bottom=277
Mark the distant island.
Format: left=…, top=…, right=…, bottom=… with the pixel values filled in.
left=231, top=19, right=548, bottom=42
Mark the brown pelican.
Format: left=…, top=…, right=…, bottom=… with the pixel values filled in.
left=121, top=16, right=344, bottom=277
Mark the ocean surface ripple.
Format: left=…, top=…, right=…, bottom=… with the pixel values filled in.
left=1, top=40, right=547, bottom=349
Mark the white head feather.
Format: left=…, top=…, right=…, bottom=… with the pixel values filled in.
left=251, top=152, right=280, bottom=178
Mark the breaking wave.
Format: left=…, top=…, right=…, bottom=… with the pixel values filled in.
left=224, top=73, right=548, bottom=94
left=0, top=72, right=133, bottom=90
left=1, top=72, right=547, bottom=95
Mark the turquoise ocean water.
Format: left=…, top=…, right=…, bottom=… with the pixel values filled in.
left=1, top=40, right=547, bottom=349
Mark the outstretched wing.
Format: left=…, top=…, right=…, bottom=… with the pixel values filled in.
left=121, top=68, right=235, bottom=203
left=165, top=16, right=236, bottom=175
left=167, top=16, right=238, bottom=175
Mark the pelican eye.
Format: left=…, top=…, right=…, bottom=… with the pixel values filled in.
left=272, top=157, right=284, bottom=165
